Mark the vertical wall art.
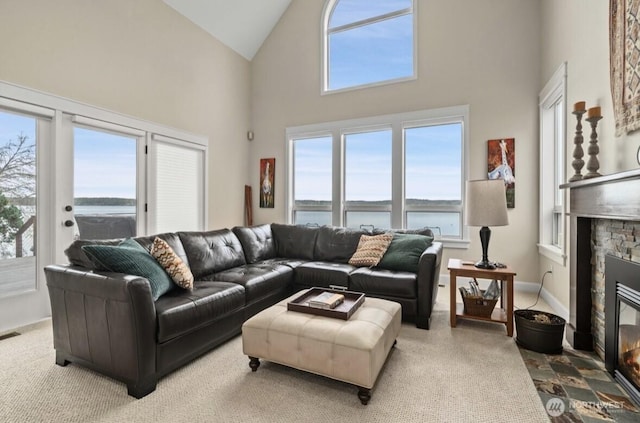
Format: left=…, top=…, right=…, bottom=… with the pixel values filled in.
left=487, top=138, right=515, bottom=208
left=610, top=0, right=640, bottom=135
left=259, top=158, right=275, bottom=208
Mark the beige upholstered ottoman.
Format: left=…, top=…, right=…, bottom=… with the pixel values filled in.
left=242, top=290, right=401, bottom=404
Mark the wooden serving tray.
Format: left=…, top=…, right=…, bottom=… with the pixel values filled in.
left=287, top=287, right=365, bottom=320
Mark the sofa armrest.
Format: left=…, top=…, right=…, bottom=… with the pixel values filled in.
left=415, top=242, right=443, bottom=329
left=44, top=265, right=157, bottom=395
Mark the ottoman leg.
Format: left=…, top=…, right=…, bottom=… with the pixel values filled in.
left=249, top=356, right=260, bottom=372
left=357, top=387, right=371, bottom=405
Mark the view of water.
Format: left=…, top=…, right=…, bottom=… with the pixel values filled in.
left=294, top=211, right=460, bottom=237
left=16, top=205, right=135, bottom=217
left=73, top=205, right=135, bottom=215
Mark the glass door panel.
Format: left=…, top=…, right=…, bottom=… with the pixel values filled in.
left=0, top=111, right=37, bottom=297
left=73, top=127, right=137, bottom=240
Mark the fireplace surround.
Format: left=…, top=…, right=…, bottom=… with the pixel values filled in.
left=562, top=169, right=640, bottom=352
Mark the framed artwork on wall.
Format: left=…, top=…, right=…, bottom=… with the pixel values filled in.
left=259, top=158, right=275, bottom=208
left=487, top=138, right=515, bottom=208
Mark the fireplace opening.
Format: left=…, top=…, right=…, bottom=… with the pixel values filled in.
left=620, top=319, right=640, bottom=389
left=605, top=255, right=640, bottom=406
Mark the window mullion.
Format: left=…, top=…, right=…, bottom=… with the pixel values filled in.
left=391, top=122, right=403, bottom=229
left=328, top=7, right=413, bottom=34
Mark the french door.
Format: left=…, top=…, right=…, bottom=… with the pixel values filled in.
left=0, top=104, right=54, bottom=332
left=0, top=83, right=207, bottom=333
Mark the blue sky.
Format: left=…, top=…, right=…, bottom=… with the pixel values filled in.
left=294, top=123, right=462, bottom=202
left=329, top=0, right=413, bottom=90
left=0, top=111, right=136, bottom=199
left=73, top=128, right=136, bottom=198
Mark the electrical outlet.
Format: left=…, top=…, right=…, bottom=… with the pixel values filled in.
left=548, top=264, right=553, bottom=274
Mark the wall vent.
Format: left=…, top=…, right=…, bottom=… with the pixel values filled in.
left=0, top=332, right=20, bottom=341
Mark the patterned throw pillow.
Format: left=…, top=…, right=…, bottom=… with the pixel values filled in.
left=150, top=237, right=194, bottom=290
left=348, top=233, right=393, bottom=267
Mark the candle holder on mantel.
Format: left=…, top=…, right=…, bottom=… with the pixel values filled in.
left=583, top=106, right=602, bottom=179
left=569, top=101, right=586, bottom=182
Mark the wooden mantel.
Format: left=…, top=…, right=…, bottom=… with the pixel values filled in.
left=561, top=168, right=640, bottom=220
left=560, top=169, right=640, bottom=350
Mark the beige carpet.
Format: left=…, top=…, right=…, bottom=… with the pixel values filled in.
left=0, top=300, right=549, bottom=423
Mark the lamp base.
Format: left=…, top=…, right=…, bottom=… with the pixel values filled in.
left=475, top=260, right=496, bottom=270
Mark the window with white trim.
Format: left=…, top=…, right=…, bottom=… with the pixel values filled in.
left=538, top=63, right=567, bottom=264
left=323, top=0, right=416, bottom=93
left=287, top=106, right=468, bottom=246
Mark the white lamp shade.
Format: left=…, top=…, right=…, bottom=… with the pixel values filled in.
left=465, top=179, right=509, bottom=227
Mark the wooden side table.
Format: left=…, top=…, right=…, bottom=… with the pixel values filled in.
left=448, top=258, right=516, bottom=336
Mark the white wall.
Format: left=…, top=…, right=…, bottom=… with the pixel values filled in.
left=538, top=1, right=636, bottom=312
left=0, top=0, right=251, bottom=229
left=251, top=0, right=542, bottom=283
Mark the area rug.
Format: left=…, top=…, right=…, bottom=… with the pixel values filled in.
left=0, top=303, right=549, bottom=422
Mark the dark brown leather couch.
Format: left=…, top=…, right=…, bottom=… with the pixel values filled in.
left=44, top=223, right=442, bottom=398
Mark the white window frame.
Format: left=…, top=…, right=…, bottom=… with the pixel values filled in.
left=538, top=63, right=567, bottom=265
left=286, top=105, right=470, bottom=249
left=321, top=0, right=418, bottom=94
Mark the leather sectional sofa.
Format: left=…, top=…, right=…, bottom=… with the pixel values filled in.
left=44, top=223, right=443, bottom=398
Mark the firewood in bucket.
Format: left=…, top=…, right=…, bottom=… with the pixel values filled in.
left=533, top=313, right=551, bottom=324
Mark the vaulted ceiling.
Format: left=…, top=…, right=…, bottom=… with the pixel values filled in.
left=163, top=0, right=292, bottom=60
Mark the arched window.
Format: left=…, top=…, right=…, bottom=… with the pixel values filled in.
left=322, top=0, right=416, bottom=92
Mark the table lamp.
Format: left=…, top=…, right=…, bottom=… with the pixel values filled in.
left=464, top=179, right=509, bottom=269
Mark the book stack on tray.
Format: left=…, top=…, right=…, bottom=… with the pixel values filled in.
left=307, top=292, right=344, bottom=309
left=287, top=287, right=365, bottom=320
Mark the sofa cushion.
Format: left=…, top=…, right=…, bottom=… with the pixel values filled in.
left=232, top=224, right=276, bottom=263
left=134, top=232, right=191, bottom=267
left=260, top=257, right=308, bottom=269
left=373, top=227, right=435, bottom=237
left=314, top=226, right=369, bottom=263
left=151, top=237, right=194, bottom=290
left=154, top=281, right=245, bottom=343
left=205, top=262, right=293, bottom=303
left=81, top=238, right=174, bottom=301
left=349, top=267, right=417, bottom=299
left=178, top=229, right=246, bottom=279
left=271, top=223, right=318, bottom=260
left=65, top=238, right=122, bottom=269
left=294, top=261, right=355, bottom=289
left=378, top=233, right=433, bottom=273
left=348, top=233, right=393, bottom=267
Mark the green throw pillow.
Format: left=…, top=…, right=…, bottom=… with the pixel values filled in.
left=378, top=233, right=433, bottom=273
left=81, top=238, right=174, bottom=301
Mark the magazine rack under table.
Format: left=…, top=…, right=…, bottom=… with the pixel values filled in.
left=447, top=258, right=516, bottom=336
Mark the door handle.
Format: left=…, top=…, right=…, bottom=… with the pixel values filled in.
left=64, top=220, right=75, bottom=227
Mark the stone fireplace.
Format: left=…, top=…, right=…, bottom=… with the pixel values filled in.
left=562, top=170, right=640, bottom=344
